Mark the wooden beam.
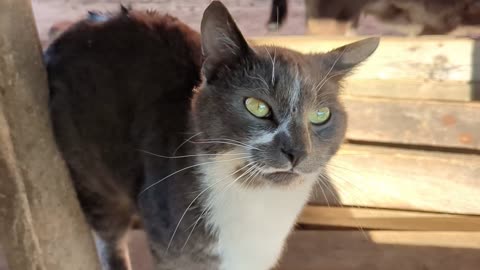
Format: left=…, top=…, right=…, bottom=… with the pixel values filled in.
left=278, top=231, right=480, bottom=270
left=251, top=36, right=478, bottom=81
left=116, top=229, right=480, bottom=270
left=0, top=247, right=7, bottom=270
left=299, top=206, right=480, bottom=231
left=251, top=36, right=480, bottom=101
left=310, top=144, right=480, bottom=215
left=342, top=96, right=480, bottom=150
left=342, top=80, right=477, bottom=101
left=0, top=1, right=101, bottom=270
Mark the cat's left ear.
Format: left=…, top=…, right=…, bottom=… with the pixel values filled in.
left=313, top=37, right=380, bottom=79
left=201, top=1, right=252, bottom=81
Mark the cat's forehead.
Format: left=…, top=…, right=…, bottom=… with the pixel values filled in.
left=250, top=46, right=338, bottom=108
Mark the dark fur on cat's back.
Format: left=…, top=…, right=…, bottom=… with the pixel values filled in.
left=46, top=2, right=378, bottom=270
left=46, top=8, right=204, bottom=268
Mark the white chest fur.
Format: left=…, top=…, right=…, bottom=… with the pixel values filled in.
left=199, top=158, right=315, bottom=270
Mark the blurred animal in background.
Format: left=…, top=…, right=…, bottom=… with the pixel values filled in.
left=270, top=0, right=480, bottom=36
left=267, top=0, right=288, bottom=31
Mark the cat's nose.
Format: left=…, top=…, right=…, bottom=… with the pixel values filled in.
left=280, top=146, right=306, bottom=167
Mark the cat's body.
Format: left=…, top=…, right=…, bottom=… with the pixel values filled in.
left=46, top=9, right=208, bottom=269
left=46, top=2, right=378, bottom=270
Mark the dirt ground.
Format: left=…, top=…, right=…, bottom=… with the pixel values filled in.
left=31, top=0, right=307, bottom=47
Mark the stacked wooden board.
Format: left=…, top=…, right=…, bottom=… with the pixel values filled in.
left=251, top=36, right=480, bottom=270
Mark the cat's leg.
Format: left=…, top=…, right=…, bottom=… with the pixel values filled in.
left=94, top=230, right=132, bottom=270
left=86, top=200, right=135, bottom=270
left=67, top=164, right=137, bottom=270
left=72, top=180, right=135, bottom=270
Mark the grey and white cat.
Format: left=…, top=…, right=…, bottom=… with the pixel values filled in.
left=45, top=1, right=378, bottom=270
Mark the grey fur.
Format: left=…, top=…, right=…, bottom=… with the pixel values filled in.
left=46, top=1, right=378, bottom=269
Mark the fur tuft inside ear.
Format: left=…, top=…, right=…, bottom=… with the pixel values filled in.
left=313, top=37, right=380, bottom=80
left=200, top=1, right=252, bottom=81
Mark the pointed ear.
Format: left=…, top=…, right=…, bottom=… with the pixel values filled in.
left=201, top=1, right=251, bottom=81
left=314, top=37, right=380, bottom=79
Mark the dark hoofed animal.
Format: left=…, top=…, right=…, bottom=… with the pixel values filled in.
left=272, top=0, right=480, bottom=35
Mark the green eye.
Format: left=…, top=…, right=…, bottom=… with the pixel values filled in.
left=308, top=107, right=331, bottom=125
left=245, top=97, right=271, bottom=118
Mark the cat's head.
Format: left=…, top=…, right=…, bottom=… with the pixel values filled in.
left=191, top=1, right=378, bottom=187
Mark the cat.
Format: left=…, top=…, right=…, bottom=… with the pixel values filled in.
left=271, top=0, right=480, bottom=35
left=45, top=1, right=378, bottom=270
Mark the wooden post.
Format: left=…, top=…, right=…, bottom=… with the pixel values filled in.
left=0, top=0, right=101, bottom=269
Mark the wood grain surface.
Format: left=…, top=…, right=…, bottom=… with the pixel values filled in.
left=277, top=231, right=480, bottom=270
left=342, top=96, right=480, bottom=149
left=299, top=206, right=480, bottom=231
left=312, top=144, right=480, bottom=214
left=252, top=36, right=480, bottom=101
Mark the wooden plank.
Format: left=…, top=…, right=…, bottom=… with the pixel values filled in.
left=251, top=36, right=478, bottom=81
left=250, top=36, right=480, bottom=101
left=299, top=206, right=480, bottom=231
left=277, top=231, right=480, bottom=270
left=0, top=246, right=9, bottom=270
left=342, top=80, right=477, bottom=101
left=342, top=96, right=480, bottom=150
left=311, top=144, right=480, bottom=215
left=0, top=0, right=101, bottom=269
left=124, top=230, right=480, bottom=270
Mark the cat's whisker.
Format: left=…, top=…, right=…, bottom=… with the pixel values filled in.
left=323, top=169, right=394, bottom=232
left=316, top=174, right=343, bottom=206
left=314, top=178, right=331, bottom=207
left=240, top=163, right=263, bottom=190
left=181, top=164, right=260, bottom=251
left=173, top=132, right=203, bottom=155
left=139, top=156, right=251, bottom=196
left=198, top=137, right=260, bottom=150
left=185, top=159, right=261, bottom=226
left=323, top=169, right=374, bottom=207
left=324, top=163, right=380, bottom=200
left=264, top=47, right=277, bottom=85
left=324, top=162, right=444, bottom=218
left=192, top=141, right=257, bottom=150
left=245, top=73, right=270, bottom=90
left=138, top=149, right=248, bottom=159
left=331, top=167, right=480, bottom=219
left=312, top=47, right=347, bottom=94
left=178, top=162, right=259, bottom=251
left=317, top=173, right=369, bottom=239
left=322, top=163, right=405, bottom=216
left=193, top=140, right=260, bottom=151
left=318, top=71, right=349, bottom=94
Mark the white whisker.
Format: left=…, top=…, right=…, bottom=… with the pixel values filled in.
left=178, top=162, right=258, bottom=251
left=139, top=156, right=250, bottom=196
left=138, top=149, right=247, bottom=159
left=193, top=140, right=260, bottom=151
left=265, top=47, right=276, bottom=85
left=173, top=132, right=202, bottom=155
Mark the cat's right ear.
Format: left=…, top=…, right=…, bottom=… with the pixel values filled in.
left=201, top=1, right=251, bottom=81
left=312, top=37, right=379, bottom=80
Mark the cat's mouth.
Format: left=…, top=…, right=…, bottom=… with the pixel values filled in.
left=262, top=170, right=300, bottom=183
left=235, top=165, right=302, bottom=186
